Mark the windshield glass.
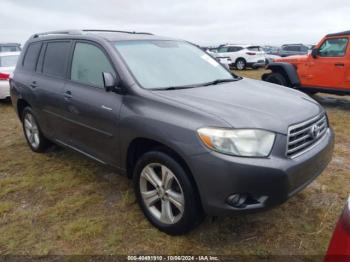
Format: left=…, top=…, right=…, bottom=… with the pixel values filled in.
left=0, top=55, right=19, bottom=67
left=114, top=40, right=235, bottom=89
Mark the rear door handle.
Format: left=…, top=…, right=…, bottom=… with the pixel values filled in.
left=64, top=90, right=72, bottom=99
left=335, top=63, right=345, bottom=67
left=30, top=81, right=37, bottom=89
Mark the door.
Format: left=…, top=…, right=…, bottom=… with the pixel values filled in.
left=33, top=41, right=72, bottom=139
left=301, top=37, right=349, bottom=89
left=62, top=41, right=123, bottom=165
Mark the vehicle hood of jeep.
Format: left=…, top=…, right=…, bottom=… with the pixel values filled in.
left=275, top=55, right=309, bottom=64
left=152, top=78, right=323, bottom=134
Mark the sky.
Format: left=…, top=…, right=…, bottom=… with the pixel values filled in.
left=1, top=0, right=350, bottom=47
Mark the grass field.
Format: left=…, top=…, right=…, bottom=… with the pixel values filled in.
left=0, top=69, right=349, bottom=256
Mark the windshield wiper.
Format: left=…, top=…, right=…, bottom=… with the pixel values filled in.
left=201, top=78, right=239, bottom=86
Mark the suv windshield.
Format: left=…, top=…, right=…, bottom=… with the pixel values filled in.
left=114, top=40, right=236, bottom=90
left=0, top=55, right=19, bottom=67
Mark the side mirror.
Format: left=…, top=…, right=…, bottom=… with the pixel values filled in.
left=311, top=48, right=319, bottom=58
left=102, top=72, right=121, bottom=92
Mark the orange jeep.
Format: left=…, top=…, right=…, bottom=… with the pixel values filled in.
left=262, top=31, right=350, bottom=95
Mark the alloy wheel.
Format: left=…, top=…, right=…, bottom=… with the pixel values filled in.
left=24, top=113, right=40, bottom=149
left=140, top=163, right=185, bottom=225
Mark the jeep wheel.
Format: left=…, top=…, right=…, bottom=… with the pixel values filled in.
left=22, top=107, right=51, bottom=152
left=235, top=58, right=246, bottom=70
left=264, top=72, right=289, bottom=87
left=133, top=151, right=204, bottom=235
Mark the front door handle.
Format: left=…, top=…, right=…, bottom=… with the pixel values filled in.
left=335, top=63, right=345, bottom=67
left=64, top=90, right=72, bottom=99
left=30, top=81, right=37, bottom=89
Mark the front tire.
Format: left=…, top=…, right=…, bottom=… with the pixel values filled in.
left=264, top=72, right=289, bottom=87
left=22, top=107, right=51, bottom=153
left=133, top=151, right=204, bottom=235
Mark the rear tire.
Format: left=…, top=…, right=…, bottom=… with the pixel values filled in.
left=133, top=150, right=204, bottom=235
left=22, top=107, right=51, bottom=153
left=264, top=72, right=289, bottom=87
left=235, top=58, right=246, bottom=70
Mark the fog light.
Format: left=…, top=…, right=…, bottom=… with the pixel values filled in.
left=227, top=194, right=247, bottom=207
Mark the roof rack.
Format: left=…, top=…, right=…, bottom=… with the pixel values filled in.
left=31, top=29, right=153, bottom=39
left=31, top=30, right=82, bottom=39
left=82, top=29, right=153, bottom=35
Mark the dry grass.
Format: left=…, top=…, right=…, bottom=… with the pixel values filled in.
left=0, top=69, right=349, bottom=256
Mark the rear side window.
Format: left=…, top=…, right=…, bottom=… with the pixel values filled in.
left=247, top=46, right=262, bottom=51
left=43, top=41, right=71, bottom=78
left=23, top=42, right=42, bottom=71
left=228, top=47, right=243, bottom=52
left=70, top=42, right=115, bottom=88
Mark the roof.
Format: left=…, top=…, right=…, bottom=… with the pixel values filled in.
left=30, top=29, right=174, bottom=42
left=326, top=30, right=350, bottom=37
left=0, top=51, right=21, bottom=57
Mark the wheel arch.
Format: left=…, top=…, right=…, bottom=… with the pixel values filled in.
left=263, top=62, right=300, bottom=87
left=125, top=137, right=203, bottom=204
left=16, top=99, right=31, bottom=121
left=235, top=57, right=246, bottom=64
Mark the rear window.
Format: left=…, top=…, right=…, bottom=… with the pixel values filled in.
left=23, top=42, right=42, bottom=71
left=0, top=55, right=19, bottom=67
left=43, top=41, right=71, bottom=78
left=0, top=46, right=21, bottom=52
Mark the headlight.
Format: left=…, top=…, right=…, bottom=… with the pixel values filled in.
left=197, top=128, right=275, bottom=157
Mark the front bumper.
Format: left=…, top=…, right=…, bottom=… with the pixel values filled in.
left=0, top=80, right=10, bottom=99
left=188, top=128, right=334, bottom=216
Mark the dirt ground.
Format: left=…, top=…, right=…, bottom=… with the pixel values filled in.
left=0, top=69, right=349, bottom=256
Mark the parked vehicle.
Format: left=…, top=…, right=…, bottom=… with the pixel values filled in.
left=0, top=43, right=21, bottom=53
left=214, top=44, right=266, bottom=70
left=262, top=45, right=280, bottom=56
left=11, top=30, right=334, bottom=235
left=0, top=51, right=20, bottom=100
left=325, top=196, right=350, bottom=259
left=277, top=44, right=309, bottom=57
left=262, top=31, right=350, bottom=95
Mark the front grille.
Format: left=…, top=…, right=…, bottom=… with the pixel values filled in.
left=286, top=113, right=328, bottom=158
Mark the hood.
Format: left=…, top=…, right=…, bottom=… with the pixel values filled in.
left=152, top=78, right=323, bottom=134
left=275, top=55, right=308, bottom=64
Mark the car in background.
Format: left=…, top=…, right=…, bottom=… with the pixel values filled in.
left=277, top=44, right=309, bottom=57
left=325, top=196, right=350, bottom=259
left=0, top=43, right=21, bottom=53
left=262, top=30, right=350, bottom=96
left=262, top=45, right=280, bottom=56
left=214, top=44, right=266, bottom=70
left=0, top=52, right=20, bottom=100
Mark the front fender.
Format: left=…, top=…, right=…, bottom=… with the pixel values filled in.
left=265, top=62, right=300, bottom=87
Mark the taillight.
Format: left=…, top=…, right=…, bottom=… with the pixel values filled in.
left=0, top=72, right=10, bottom=80
left=326, top=197, right=350, bottom=259
left=246, top=52, right=256, bottom=55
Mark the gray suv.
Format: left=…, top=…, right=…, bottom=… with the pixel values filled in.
left=10, top=30, right=334, bottom=235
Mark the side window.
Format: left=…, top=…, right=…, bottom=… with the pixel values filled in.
left=218, top=47, right=229, bottom=53
left=71, top=42, right=115, bottom=88
left=319, top=38, right=349, bottom=57
left=228, top=47, right=241, bottom=52
left=23, top=42, right=42, bottom=71
left=43, top=41, right=71, bottom=78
